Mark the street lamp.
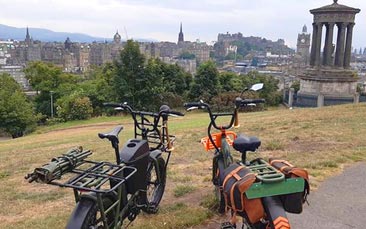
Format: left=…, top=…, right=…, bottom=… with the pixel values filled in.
left=50, top=91, right=54, bottom=118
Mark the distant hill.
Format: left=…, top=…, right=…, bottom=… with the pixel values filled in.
left=0, top=24, right=155, bottom=43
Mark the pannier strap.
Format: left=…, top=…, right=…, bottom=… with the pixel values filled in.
left=222, top=164, right=263, bottom=225
left=269, top=158, right=310, bottom=199
left=222, top=165, right=245, bottom=188
left=230, top=173, right=255, bottom=212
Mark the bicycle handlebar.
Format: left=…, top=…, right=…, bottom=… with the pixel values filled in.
left=184, top=101, right=235, bottom=130
left=184, top=102, right=207, bottom=109
left=184, top=97, right=265, bottom=131
left=103, top=102, right=183, bottom=132
left=235, top=98, right=266, bottom=107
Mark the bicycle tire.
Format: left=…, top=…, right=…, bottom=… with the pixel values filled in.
left=66, top=195, right=116, bottom=229
left=214, top=185, right=226, bottom=214
left=143, top=156, right=166, bottom=214
left=214, top=158, right=226, bottom=214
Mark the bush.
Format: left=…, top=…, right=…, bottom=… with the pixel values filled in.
left=56, top=93, right=93, bottom=121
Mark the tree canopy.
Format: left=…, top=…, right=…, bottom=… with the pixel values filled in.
left=114, top=40, right=146, bottom=107
left=0, top=74, right=37, bottom=138
left=24, top=61, right=79, bottom=117
left=113, top=40, right=192, bottom=110
left=189, top=61, right=219, bottom=101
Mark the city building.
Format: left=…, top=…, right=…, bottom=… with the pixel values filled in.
left=296, top=25, right=311, bottom=65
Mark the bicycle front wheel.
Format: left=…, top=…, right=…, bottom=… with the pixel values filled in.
left=143, top=156, right=166, bottom=214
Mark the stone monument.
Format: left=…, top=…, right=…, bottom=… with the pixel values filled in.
left=297, top=0, right=360, bottom=107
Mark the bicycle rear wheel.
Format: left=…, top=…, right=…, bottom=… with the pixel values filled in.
left=143, top=156, right=166, bottom=214
left=66, top=195, right=116, bottom=229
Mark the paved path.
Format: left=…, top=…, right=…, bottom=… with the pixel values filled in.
left=288, top=163, right=366, bottom=228
left=194, top=163, right=366, bottom=229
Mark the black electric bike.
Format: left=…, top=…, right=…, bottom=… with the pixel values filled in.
left=184, top=84, right=308, bottom=229
left=26, top=103, right=183, bottom=228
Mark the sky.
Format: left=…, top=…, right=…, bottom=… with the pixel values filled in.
left=0, top=0, right=365, bottom=49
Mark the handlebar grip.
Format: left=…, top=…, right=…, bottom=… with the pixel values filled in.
left=168, top=110, right=184, bottom=116
left=249, top=99, right=266, bottom=104
left=103, top=102, right=122, bottom=107
left=160, top=105, right=184, bottom=116
left=184, top=102, right=202, bottom=108
left=236, top=98, right=265, bottom=106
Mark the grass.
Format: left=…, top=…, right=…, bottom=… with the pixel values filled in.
left=1, top=103, right=366, bottom=228
left=173, top=184, right=197, bottom=197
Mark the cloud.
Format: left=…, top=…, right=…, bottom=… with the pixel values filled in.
left=0, top=0, right=364, bottom=48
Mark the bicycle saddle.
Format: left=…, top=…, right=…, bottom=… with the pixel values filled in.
left=98, top=125, right=123, bottom=144
left=233, top=134, right=261, bottom=153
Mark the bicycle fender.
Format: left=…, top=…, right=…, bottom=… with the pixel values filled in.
left=149, top=149, right=162, bottom=160
left=66, top=192, right=118, bottom=229
left=262, top=196, right=290, bottom=228
left=66, top=198, right=95, bottom=229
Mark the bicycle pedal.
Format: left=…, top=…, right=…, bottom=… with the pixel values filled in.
left=221, top=221, right=236, bottom=229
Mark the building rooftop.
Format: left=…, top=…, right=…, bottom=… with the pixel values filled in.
left=310, top=0, right=360, bottom=14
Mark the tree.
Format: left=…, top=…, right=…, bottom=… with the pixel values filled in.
left=159, top=61, right=192, bottom=95
left=219, top=72, right=238, bottom=92
left=0, top=74, right=37, bottom=138
left=240, top=71, right=282, bottom=106
left=147, top=59, right=192, bottom=108
left=113, top=40, right=146, bottom=108
left=24, top=61, right=78, bottom=117
left=189, top=61, right=219, bottom=101
left=80, top=63, right=115, bottom=115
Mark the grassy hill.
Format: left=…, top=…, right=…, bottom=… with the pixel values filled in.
left=0, top=104, right=365, bottom=228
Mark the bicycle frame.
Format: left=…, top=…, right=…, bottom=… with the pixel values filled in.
left=26, top=103, right=183, bottom=228
left=185, top=95, right=307, bottom=229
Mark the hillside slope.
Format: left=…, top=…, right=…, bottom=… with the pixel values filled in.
left=0, top=104, right=365, bottom=228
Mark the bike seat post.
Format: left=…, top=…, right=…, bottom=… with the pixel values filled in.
left=241, top=150, right=249, bottom=166
left=112, top=141, right=121, bottom=164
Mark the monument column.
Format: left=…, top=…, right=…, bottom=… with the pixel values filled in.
left=310, top=23, right=318, bottom=66
left=298, top=1, right=360, bottom=108
left=344, top=23, right=354, bottom=68
left=323, top=22, right=335, bottom=66
left=335, top=22, right=346, bottom=67
left=314, top=23, right=323, bottom=66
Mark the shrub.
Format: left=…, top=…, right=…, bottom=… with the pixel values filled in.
left=56, top=93, right=93, bottom=121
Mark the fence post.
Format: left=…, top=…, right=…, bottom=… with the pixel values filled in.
left=354, top=93, right=360, bottom=104
left=317, top=94, right=324, bottom=107
left=289, top=88, right=295, bottom=107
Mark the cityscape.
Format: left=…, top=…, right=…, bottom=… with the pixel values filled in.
left=1, top=1, right=366, bottom=228
left=2, top=22, right=366, bottom=91
left=1, top=23, right=366, bottom=97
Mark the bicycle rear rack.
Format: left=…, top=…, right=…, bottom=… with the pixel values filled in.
left=243, top=159, right=305, bottom=199
left=248, top=158, right=285, bottom=183
left=49, top=160, right=137, bottom=194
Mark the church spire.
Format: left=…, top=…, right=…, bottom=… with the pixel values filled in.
left=25, top=26, right=32, bottom=45
left=178, top=22, right=184, bottom=44
left=26, top=27, right=30, bottom=40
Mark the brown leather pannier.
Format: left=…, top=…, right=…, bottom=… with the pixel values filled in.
left=222, top=163, right=264, bottom=224
left=269, top=158, right=310, bottom=214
